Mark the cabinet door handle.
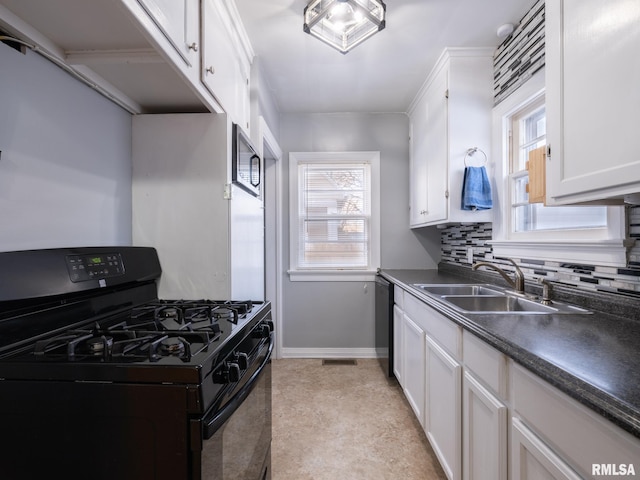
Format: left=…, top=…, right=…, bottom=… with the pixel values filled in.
left=206, top=66, right=215, bottom=75
left=188, top=42, right=199, bottom=52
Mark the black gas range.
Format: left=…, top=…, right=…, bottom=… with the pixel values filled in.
left=0, top=246, right=273, bottom=480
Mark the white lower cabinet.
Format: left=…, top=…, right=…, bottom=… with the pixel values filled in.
left=425, top=335, right=462, bottom=480
left=392, top=291, right=426, bottom=425
left=392, top=304, right=404, bottom=384
left=462, top=371, right=507, bottom=480
left=511, top=363, right=640, bottom=478
left=403, top=314, right=426, bottom=425
left=392, top=286, right=640, bottom=480
left=511, top=417, right=582, bottom=480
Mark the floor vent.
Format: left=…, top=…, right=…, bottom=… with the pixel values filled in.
left=322, top=359, right=358, bottom=366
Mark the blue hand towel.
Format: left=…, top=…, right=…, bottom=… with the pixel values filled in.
left=461, top=166, right=492, bottom=210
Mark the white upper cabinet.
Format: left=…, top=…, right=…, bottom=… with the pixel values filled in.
left=409, top=66, right=448, bottom=226
left=201, top=0, right=252, bottom=132
left=136, top=0, right=200, bottom=72
left=408, top=48, right=494, bottom=227
left=546, top=0, right=640, bottom=204
left=0, top=0, right=253, bottom=117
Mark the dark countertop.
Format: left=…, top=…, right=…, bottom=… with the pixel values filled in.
left=380, top=268, right=640, bottom=440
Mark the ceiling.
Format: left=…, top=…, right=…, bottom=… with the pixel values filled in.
left=234, top=0, right=534, bottom=114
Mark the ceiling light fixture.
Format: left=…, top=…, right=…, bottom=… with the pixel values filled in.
left=303, top=0, right=386, bottom=54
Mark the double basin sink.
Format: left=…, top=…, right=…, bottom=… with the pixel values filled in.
left=413, top=284, right=592, bottom=315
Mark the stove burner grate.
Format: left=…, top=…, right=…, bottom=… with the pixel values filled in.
left=27, top=300, right=256, bottom=363
left=33, top=322, right=217, bottom=363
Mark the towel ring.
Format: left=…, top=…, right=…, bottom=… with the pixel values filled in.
left=464, top=147, right=487, bottom=167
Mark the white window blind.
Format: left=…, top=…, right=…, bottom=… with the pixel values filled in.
left=289, top=151, right=380, bottom=280
left=297, top=162, right=371, bottom=268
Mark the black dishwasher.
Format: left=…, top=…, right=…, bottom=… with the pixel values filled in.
left=375, top=274, right=394, bottom=377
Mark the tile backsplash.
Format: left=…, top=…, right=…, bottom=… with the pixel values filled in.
left=440, top=206, right=640, bottom=297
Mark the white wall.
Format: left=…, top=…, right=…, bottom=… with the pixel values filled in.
left=251, top=56, right=280, bottom=142
left=0, top=43, right=132, bottom=252
left=279, top=112, right=440, bottom=355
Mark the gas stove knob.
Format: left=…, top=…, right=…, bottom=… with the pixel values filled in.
left=265, top=320, right=274, bottom=332
left=214, top=362, right=241, bottom=384
left=234, top=352, right=248, bottom=370
left=226, top=362, right=241, bottom=383
left=252, top=325, right=270, bottom=339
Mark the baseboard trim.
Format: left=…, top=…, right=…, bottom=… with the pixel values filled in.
left=281, top=347, right=380, bottom=359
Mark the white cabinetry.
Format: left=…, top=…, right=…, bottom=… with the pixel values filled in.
left=398, top=292, right=427, bottom=425
left=201, top=0, right=251, bottom=131
left=409, top=66, right=447, bottom=226
left=546, top=0, right=640, bottom=204
left=392, top=304, right=404, bottom=383
left=462, top=331, right=508, bottom=480
left=403, top=314, right=426, bottom=424
left=392, top=285, right=640, bottom=480
left=408, top=48, right=494, bottom=227
left=135, top=0, right=199, bottom=72
left=511, top=417, right=582, bottom=480
left=0, top=0, right=254, bottom=114
left=132, top=113, right=264, bottom=300
left=421, top=296, right=463, bottom=480
left=511, top=363, right=640, bottom=479
left=462, top=371, right=507, bottom=480
left=393, top=286, right=405, bottom=383
left=425, top=335, right=462, bottom=480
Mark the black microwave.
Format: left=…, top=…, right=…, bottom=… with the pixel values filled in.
left=232, top=123, right=261, bottom=197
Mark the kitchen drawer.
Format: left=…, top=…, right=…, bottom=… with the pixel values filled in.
left=394, top=286, right=405, bottom=309
left=424, top=306, right=461, bottom=360
left=511, top=363, right=640, bottom=477
left=463, top=330, right=507, bottom=398
left=403, top=292, right=429, bottom=331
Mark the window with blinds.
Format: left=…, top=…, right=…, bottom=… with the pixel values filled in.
left=298, top=162, right=370, bottom=268
left=289, top=151, right=380, bottom=280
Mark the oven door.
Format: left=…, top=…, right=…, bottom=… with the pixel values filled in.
left=192, top=333, right=273, bottom=480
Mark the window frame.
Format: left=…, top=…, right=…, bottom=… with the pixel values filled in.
left=490, top=70, right=629, bottom=266
left=288, top=151, right=381, bottom=281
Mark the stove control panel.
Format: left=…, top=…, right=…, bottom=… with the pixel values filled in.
left=66, top=253, right=125, bottom=283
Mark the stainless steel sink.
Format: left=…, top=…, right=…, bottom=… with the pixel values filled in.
left=413, top=284, right=504, bottom=296
left=412, top=283, right=592, bottom=315
left=443, top=295, right=557, bottom=313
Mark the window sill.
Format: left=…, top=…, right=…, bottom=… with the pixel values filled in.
left=490, top=239, right=633, bottom=267
left=288, top=269, right=378, bottom=282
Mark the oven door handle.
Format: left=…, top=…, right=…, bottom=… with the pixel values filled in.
left=202, top=333, right=273, bottom=439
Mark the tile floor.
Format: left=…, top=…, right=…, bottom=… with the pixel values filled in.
left=271, top=358, right=447, bottom=480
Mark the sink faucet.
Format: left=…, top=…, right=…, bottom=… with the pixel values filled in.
left=538, top=278, right=553, bottom=305
left=472, top=258, right=525, bottom=294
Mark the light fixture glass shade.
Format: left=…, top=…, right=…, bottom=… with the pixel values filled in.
left=304, top=0, right=386, bottom=54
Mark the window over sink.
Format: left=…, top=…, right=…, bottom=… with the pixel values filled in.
left=491, top=70, right=628, bottom=266
left=509, top=96, right=607, bottom=233
left=288, top=151, right=380, bottom=281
